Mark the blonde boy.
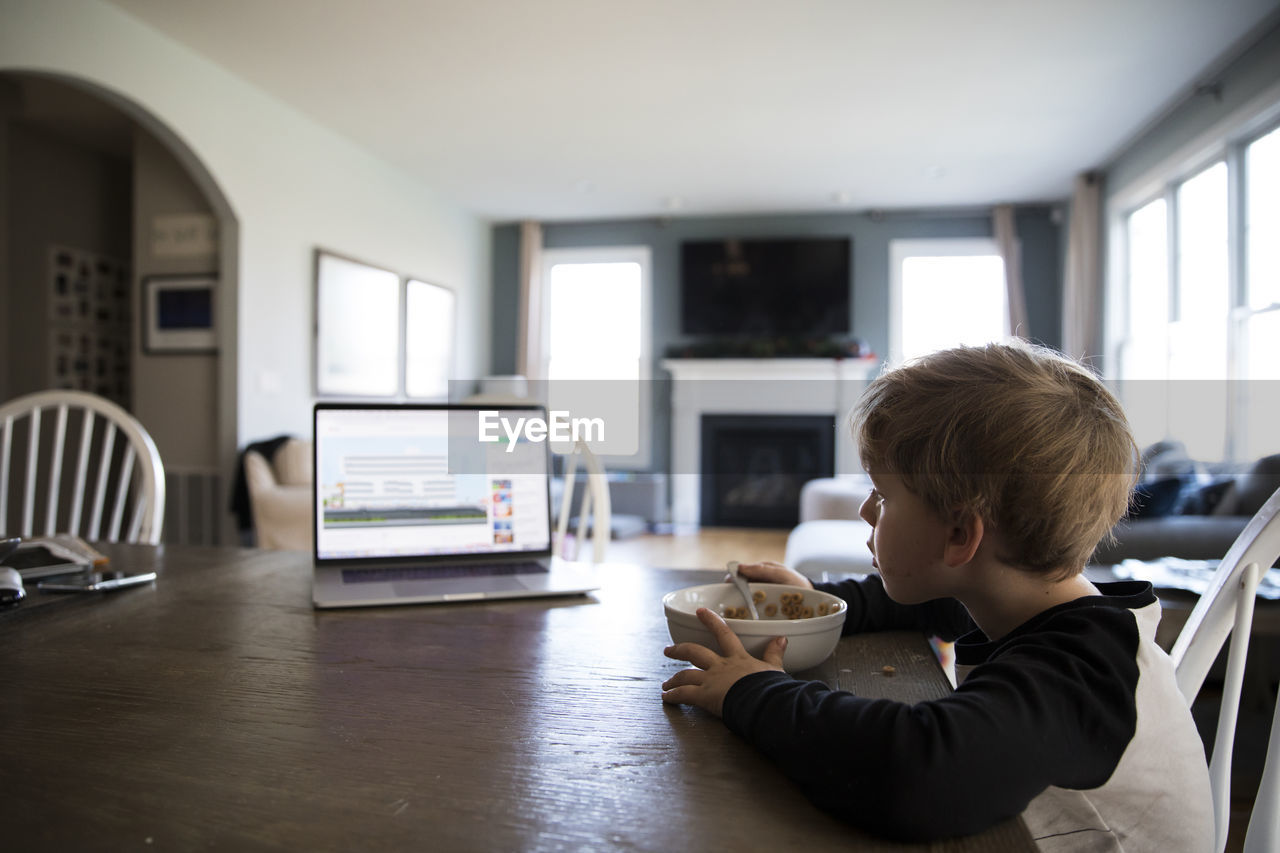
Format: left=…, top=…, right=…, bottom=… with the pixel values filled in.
left=662, top=342, right=1213, bottom=850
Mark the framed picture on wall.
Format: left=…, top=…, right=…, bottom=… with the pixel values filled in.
left=144, top=275, right=217, bottom=354
left=313, top=249, right=459, bottom=399
left=404, top=278, right=455, bottom=400
left=314, top=250, right=401, bottom=397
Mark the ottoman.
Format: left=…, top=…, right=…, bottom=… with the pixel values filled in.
left=784, top=518, right=876, bottom=579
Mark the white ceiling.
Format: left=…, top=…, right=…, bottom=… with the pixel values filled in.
left=104, top=0, right=1280, bottom=222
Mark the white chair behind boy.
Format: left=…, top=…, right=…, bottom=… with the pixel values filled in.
left=1168, top=485, right=1280, bottom=853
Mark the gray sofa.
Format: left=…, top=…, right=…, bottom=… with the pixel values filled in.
left=1091, top=449, right=1280, bottom=566
left=788, top=449, right=1280, bottom=574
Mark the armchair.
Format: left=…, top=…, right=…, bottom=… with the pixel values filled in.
left=243, top=438, right=312, bottom=550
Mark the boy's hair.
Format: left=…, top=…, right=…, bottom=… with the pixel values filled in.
left=851, top=342, right=1138, bottom=578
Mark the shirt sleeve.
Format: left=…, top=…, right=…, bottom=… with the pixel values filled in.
left=816, top=574, right=975, bottom=640
left=720, top=606, right=1141, bottom=841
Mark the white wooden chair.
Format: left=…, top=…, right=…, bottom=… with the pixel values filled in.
left=1168, top=485, right=1280, bottom=853
left=0, top=390, right=166, bottom=545
left=555, top=439, right=610, bottom=563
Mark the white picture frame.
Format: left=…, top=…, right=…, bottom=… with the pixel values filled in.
left=314, top=250, right=401, bottom=397
left=144, top=275, right=216, bottom=354
left=404, top=278, right=456, bottom=400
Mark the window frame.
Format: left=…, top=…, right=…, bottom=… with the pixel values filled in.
left=537, top=244, right=653, bottom=470
left=313, top=248, right=455, bottom=401
left=1105, top=89, right=1280, bottom=463
left=404, top=277, right=457, bottom=401
left=888, top=237, right=1009, bottom=366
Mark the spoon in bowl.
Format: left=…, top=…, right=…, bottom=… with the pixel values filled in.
left=726, top=560, right=759, bottom=620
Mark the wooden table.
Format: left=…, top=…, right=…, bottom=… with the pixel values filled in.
left=0, top=545, right=1035, bottom=851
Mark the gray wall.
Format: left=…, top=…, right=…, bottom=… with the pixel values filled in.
left=492, top=206, right=1063, bottom=474
left=2, top=123, right=132, bottom=401
left=132, top=128, right=219, bottom=471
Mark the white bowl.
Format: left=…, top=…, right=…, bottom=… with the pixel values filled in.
left=663, top=583, right=847, bottom=672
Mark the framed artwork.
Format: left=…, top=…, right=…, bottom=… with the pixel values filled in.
left=48, top=245, right=130, bottom=406
left=144, top=275, right=217, bottom=354
left=313, top=249, right=458, bottom=399
left=404, top=278, right=455, bottom=400
left=314, top=250, right=400, bottom=397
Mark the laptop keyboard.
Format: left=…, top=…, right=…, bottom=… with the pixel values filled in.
left=342, top=562, right=549, bottom=584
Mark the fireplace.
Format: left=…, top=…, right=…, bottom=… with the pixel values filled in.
left=700, top=414, right=835, bottom=527
left=661, top=357, right=877, bottom=529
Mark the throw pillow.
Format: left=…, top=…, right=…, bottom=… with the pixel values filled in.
left=1130, top=477, right=1185, bottom=518
left=1233, top=453, right=1280, bottom=516
left=1176, top=478, right=1236, bottom=515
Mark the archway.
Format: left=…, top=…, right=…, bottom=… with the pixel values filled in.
left=0, top=69, right=239, bottom=545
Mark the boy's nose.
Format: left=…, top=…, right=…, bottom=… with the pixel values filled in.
left=858, top=493, right=880, bottom=525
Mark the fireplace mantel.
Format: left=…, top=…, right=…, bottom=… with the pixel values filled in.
left=661, top=357, right=879, bottom=529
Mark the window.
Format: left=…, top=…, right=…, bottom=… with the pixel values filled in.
left=1120, top=198, right=1168, bottom=380
left=1118, top=164, right=1232, bottom=460
left=314, top=250, right=455, bottom=400
left=538, top=246, right=651, bottom=467
left=315, top=252, right=400, bottom=397
left=889, top=238, right=1009, bottom=364
left=1246, top=125, right=1280, bottom=312
left=405, top=278, right=456, bottom=400
left=1110, top=119, right=1280, bottom=463
left=1241, top=124, right=1280, bottom=459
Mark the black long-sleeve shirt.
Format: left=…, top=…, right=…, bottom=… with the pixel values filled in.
left=721, top=575, right=1213, bottom=850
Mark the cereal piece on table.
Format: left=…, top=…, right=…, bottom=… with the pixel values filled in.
left=881, top=665, right=896, bottom=676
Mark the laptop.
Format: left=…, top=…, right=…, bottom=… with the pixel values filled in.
left=311, top=402, right=599, bottom=609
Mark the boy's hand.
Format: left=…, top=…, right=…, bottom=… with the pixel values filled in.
left=731, top=560, right=813, bottom=589
left=661, top=607, right=786, bottom=717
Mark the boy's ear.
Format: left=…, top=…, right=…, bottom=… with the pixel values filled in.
left=943, top=510, right=984, bottom=567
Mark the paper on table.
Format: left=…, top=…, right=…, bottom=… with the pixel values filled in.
left=1112, top=558, right=1280, bottom=600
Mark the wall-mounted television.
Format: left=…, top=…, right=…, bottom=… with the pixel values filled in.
left=680, top=237, right=851, bottom=336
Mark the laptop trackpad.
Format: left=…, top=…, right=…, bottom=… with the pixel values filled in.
left=393, top=576, right=528, bottom=596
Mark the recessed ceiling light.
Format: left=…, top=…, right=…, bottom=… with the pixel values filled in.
left=830, top=190, right=851, bottom=205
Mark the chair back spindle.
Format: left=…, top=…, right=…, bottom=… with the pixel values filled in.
left=22, top=406, right=40, bottom=536
left=68, top=411, right=94, bottom=534
left=43, top=404, right=69, bottom=536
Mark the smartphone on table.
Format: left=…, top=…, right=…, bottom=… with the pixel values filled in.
left=37, top=571, right=157, bottom=593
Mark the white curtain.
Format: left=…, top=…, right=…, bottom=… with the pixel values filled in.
left=516, top=221, right=544, bottom=380
left=1062, top=172, right=1103, bottom=362
left=993, top=205, right=1029, bottom=339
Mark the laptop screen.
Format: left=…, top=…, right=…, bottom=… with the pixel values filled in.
left=312, top=404, right=552, bottom=562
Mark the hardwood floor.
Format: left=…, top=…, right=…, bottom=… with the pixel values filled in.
left=596, top=526, right=790, bottom=570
